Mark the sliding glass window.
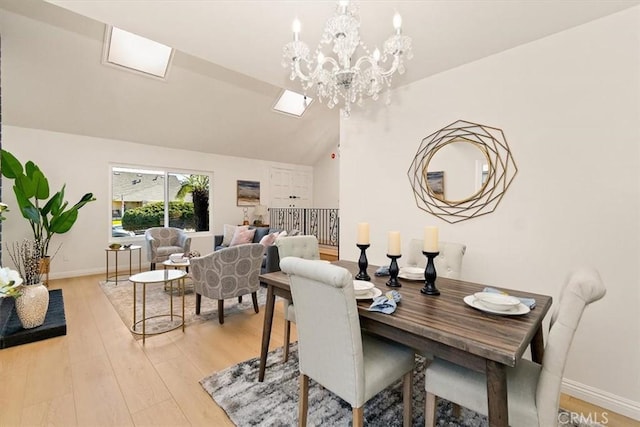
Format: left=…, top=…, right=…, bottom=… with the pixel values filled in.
left=111, top=166, right=210, bottom=238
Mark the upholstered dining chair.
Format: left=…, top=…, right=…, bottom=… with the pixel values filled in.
left=280, top=257, right=415, bottom=427
left=144, top=227, right=191, bottom=270
left=423, top=268, right=606, bottom=427
left=274, top=235, right=321, bottom=362
left=406, top=239, right=466, bottom=279
left=190, top=243, right=264, bottom=324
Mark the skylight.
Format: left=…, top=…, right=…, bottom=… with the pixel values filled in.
left=273, top=90, right=313, bottom=117
left=104, top=26, right=173, bottom=79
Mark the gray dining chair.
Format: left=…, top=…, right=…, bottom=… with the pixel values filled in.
left=406, top=239, right=466, bottom=279
left=280, top=257, right=415, bottom=427
left=423, top=268, right=606, bottom=427
left=190, top=243, right=264, bottom=324
left=274, top=235, right=321, bottom=362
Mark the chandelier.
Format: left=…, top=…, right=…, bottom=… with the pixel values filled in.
left=282, top=0, right=412, bottom=118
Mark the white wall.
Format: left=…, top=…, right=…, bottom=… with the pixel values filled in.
left=2, top=126, right=312, bottom=277
left=312, top=142, right=340, bottom=208
left=339, top=7, right=640, bottom=419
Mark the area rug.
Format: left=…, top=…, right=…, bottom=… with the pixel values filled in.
left=201, top=344, right=602, bottom=427
left=99, top=278, right=267, bottom=338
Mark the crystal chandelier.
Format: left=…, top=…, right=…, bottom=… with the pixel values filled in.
left=282, top=0, right=413, bottom=118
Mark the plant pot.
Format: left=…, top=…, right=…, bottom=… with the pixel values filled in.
left=15, top=283, right=49, bottom=329
left=39, top=256, right=51, bottom=287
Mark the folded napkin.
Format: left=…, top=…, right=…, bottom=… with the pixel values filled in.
left=368, top=290, right=401, bottom=314
left=375, top=265, right=390, bottom=276
left=482, top=287, right=536, bottom=309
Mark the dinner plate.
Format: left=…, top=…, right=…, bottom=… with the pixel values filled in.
left=398, top=273, right=423, bottom=281
left=463, top=295, right=530, bottom=316
left=355, top=287, right=382, bottom=300
left=400, top=266, right=424, bottom=275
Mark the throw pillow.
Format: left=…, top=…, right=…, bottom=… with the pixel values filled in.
left=288, top=229, right=301, bottom=236
left=275, top=230, right=288, bottom=241
left=230, top=227, right=256, bottom=246
left=259, top=231, right=279, bottom=247
left=223, top=224, right=247, bottom=246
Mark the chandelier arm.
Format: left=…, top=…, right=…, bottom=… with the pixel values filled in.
left=293, top=56, right=340, bottom=82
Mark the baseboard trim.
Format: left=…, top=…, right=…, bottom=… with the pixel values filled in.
left=562, top=379, right=640, bottom=421
left=48, top=264, right=151, bottom=281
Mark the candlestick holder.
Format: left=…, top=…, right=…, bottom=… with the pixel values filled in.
left=420, top=251, right=440, bottom=296
left=386, top=254, right=401, bottom=287
left=355, top=244, right=371, bottom=281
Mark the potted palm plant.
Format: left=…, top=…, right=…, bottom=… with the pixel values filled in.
left=0, top=149, right=96, bottom=281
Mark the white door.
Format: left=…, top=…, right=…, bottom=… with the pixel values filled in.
left=270, top=167, right=312, bottom=208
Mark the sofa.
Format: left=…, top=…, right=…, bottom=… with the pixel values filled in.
left=214, top=226, right=283, bottom=275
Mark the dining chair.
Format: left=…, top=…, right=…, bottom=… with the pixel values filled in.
left=406, top=239, right=466, bottom=279
left=144, top=227, right=191, bottom=270
left=423, top=268, right=606, bottom=427
left=274, top=235, right=321, bottom=362
left=280, top=257, right=415, bottom=427
left=190, top=243, right=264, bottom=324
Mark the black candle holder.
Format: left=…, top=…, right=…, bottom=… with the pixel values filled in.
left=386, top=254, right=401, bottom=287
left=355, top=244, right=371, bottom=281
left=420, top=251, right=440, bottom=296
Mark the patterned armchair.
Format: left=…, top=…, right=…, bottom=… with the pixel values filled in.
left=144, top=227, right=191, bottom=270
left=190, top=243, right=264, bottom=324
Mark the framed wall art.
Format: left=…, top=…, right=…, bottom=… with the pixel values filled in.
left=237, top=180, right=260, bottom=206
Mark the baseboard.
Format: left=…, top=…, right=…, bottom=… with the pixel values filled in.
left=562, top=379, right=640, bottom=421
left=48, top=263, right=152, bottom=281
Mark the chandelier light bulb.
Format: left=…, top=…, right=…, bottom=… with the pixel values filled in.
left=292, top=18, right=301, bottom=40
left=373, top=48, right=381, bottom=62
left=393, top=13, right=402, bottom=33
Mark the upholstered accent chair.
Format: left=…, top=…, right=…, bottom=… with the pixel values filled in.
left=280, top=257, right=415, bottom=427
left=144, top=227, right=191, bottom=270
left=424, top=268, right=606, bottom=427
left=190, top=243, right=264, bottom=324
left=406, top=239, right=466, bottom=279
left=274, top=235, right=321, bottom=362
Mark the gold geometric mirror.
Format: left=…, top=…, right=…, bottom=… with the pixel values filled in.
left=408, top=120, right=517, bottom=223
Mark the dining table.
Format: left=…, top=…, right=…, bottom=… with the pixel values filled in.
left=258, top=260, right=552, bottom=427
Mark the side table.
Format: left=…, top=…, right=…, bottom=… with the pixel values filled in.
left=129, top=269, right=186, bottom=344
left=162, top=259, right=192, bottom=294
left=105, top=245, right=142, bottom=285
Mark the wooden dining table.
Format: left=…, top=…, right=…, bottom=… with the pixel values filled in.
left=258, top=260, right=553, bottom=427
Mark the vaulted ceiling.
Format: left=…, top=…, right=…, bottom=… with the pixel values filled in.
left=1, top=0, right=637, bottom=165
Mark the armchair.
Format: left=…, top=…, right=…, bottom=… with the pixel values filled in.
left=190, top=243, right=264, bottom=324
left=144, top=227, right=191, bottom=270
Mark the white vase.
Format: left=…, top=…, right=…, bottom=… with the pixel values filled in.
left=15, top=283, right=49, bottom=329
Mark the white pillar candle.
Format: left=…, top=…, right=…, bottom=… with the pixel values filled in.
left=357, top=223, right=370, bottom=245
left=423, top=226, right=439, bottom=252
left=387, top=231, right=401, bottom=256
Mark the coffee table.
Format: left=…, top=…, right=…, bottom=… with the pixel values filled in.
left=128, top=269, right=186, bottom=344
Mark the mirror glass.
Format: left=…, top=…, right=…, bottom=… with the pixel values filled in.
left=425, top=139, right=489, bottom=203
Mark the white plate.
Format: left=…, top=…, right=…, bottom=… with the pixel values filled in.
left=401, top=266, right=423, bottom=275
left=356, top=287, right=382, bottom=300
left=473, top=292, right=521, bottom=311
left=398, top=273, right=423, bottom=281
left=353, top=280, right=375, bottom=294
left=463, top=295, right=530, bottom=316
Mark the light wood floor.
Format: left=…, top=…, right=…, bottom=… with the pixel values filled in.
left=0, top=275, right=636, bottom=426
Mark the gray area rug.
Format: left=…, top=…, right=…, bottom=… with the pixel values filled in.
left=201, top=344, right=601, bottom=426
left=99, top=277, right=267, bottom=338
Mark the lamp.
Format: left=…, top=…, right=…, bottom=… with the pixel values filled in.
left=283, top=0, right=412, bottom=118
left=253, top=204, right=268, bottom=226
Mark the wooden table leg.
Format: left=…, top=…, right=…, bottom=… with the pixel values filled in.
left=258, top=285, right=276, bottom=382
left=486, top=360, right=508, bottom=427
left=530, top=325, right=545, bottom=364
